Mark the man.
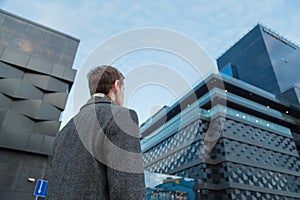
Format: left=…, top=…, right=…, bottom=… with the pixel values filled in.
left=47, top=65, right=146, bottom=199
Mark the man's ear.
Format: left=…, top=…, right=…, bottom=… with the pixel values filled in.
left=113, top=80, right=121, bottom=91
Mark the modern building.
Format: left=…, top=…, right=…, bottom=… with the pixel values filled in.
left=217, top=24, right=300, bottom=105
left=0, top=9, right=79, bottom=199
left=141, top=72, right=300, bottom=199
left=217, top=23, right=300, bottom=154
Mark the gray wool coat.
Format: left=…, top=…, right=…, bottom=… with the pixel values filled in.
left=46, top=97, right=146, bottom=200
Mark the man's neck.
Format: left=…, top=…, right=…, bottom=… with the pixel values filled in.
left=92, top=93, right=105, bottom=97
left=93, top=93, right=116, bottom=104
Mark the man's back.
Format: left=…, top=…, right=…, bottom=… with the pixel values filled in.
left=46, top=97, right=146, bottom=199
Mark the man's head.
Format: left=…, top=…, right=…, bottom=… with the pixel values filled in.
left=88, top=65, right=125, bottom=106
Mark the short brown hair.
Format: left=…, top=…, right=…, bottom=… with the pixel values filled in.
left=88, top=65, right=124, bottom=96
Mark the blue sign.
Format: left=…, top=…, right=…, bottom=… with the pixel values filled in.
left=33, top=179, right=48, bottom=197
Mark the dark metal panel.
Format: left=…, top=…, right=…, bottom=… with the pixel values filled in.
left=0, top=61, right=24, bottom=79
left=11, top=100, right=61, bottom=120
left=26, top=133, right=44, bottom=152
left=11, top=100, right=41, bottom=119
left=40, top=135, right=54, bottom=154
left=46, top=76, right=69, bottom=92
left=0, top=128, right=31, bottom=150
left=38, top=101, right=61, bottom=120
left=33, top=121, right=60, bottom=137
left=0, top=79, right=43, bottom=99
left=63, top=67, right=76, bottom=82
left=44, top=92, right=67, bottom=109
left=0, top=148, right=49, bottom=199
left=23, top=73, right=68, bottom=92
left=51, top=63, right=65, bottom=78
left=0, top=44, right=4, bottom=57
left=278, top=86, right=299, bottom=105
left=63, top=38, right=79, bottom=50
left=0, top=47, right=30, bottom=68
left=0, top=93, right=12, bottom=108
left=0, top=176, right=36, bottom=199
left=27, top=56, right=54, bottom=75
left=0, top=108, right=8, bottom=126
left=0, top=109, right=33, bottom=133
left=0, top=12, right=5, bottom=26
left=23, top=73, right=50, bottom=90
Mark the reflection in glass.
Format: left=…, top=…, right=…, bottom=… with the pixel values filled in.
left=145, top=171, right=195, bottom=200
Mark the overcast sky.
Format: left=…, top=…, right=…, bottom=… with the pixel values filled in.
left=1, top=0, right=300, bottom=125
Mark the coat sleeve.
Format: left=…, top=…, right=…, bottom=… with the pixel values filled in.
left=104, top=108, right=146, bottom=200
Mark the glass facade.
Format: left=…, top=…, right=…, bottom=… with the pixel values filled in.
left=262, top=28, right=300, bottom=92
left=217, top=24, right=292, bottom=95
left=220, top=63, right=239, bottom=78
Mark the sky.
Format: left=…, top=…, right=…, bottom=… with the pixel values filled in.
left=1, top=0, right=300, bottom=126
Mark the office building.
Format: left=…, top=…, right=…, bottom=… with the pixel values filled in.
left=0, top=9, right=79, bottom=199
left=141, top=73, right=300, bottom=199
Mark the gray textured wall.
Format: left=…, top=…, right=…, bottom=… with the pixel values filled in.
left=0, top=148, right=49, bottom=199
left=0, top=9, right=79, bottom=199
left=0, top=9, right=79, bottom=155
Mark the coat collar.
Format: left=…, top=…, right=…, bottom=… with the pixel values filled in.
left=80, top=96, right=114, bottom=110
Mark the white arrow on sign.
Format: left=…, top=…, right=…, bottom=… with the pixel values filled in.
left=38, top=181, right=43, bottom=194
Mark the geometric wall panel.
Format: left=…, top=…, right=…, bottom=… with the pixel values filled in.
left=143, top=118, right=209, bottom=173
left=43, top=92, right=67, bottom=110
left=0, top=9, right=79, bottom=199
left=23, top=73, right=68, bottom=92
left=227, top=162, right=300, bottom=195
left=0, top=61, right=24, bottom=79
left=0, top=109, right=7, bottom=124
left=222, top=119, right=299, bottom=156
left=32, top=121, right=61, bottom=137
left=0, top=79, right=43, bottom=99
left=0, top=109, right=35, bottom=151
left=0, top=109, right=34, bottom=133
left=0, top=93, right=12, bottom=108
left=11, top=100, right=61, bottom=120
